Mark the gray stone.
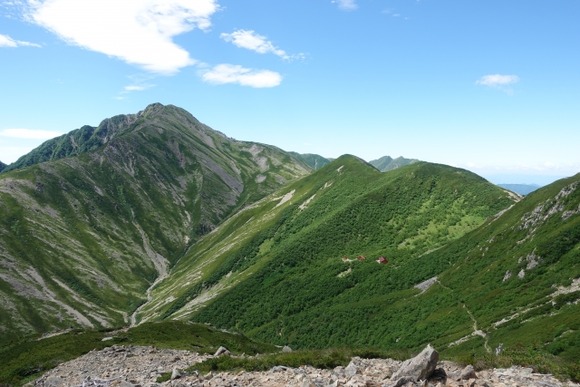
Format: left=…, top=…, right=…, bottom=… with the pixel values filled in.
left=460, top=364, right=477, bottom=380
left=171, top=367, right=181, bottom=380
left=345, top=361, right=358, bottom=377
left=213, top=346, right=231, bottom=357
left=391, top=344, right=439, bottom=382
left=271, top=365, right=290, bottom=372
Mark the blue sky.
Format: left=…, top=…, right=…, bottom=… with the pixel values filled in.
left=1, top=0, right=579, bottom=184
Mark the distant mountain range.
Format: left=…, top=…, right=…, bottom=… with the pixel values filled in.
left=0, top=104, right=577, bottom=378
left=288, top=153, right=418, bottom=173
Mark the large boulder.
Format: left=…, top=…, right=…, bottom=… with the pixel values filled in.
left=391, top=344, right=439, bottom=382
left=213, top=346, right=231, bottom=357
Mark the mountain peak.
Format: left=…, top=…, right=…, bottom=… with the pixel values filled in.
left=369, top=155, right=419, bottom=172
left=2, top=104, right=208, bottom=172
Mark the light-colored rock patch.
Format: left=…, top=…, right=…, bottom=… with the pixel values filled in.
left=274, top=189, right=295, bottom=208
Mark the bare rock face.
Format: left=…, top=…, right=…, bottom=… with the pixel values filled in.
left=391, top=344, right=439, bottom=383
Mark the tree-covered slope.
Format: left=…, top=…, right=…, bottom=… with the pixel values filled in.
left=0, top=161, right=6, bottom=172
left=0, top=103, right=311, bottom=345
left=139, top=157, right=516, bottom=344
left=435, top=174, right=580, bottom=364
left=182, top=169, right=578, bottom=371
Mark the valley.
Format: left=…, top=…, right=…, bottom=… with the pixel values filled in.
left=0, top=104, right=578, bottom=384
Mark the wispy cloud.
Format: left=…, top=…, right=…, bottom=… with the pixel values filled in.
left=115, top=83, right=155, bottom=100
left=476, top=74, right=520, bottom=94
left=115, top=73, right=156, bottom=100
left=382, top=9, right=400, bottom=17
left=332, top=0, right=358, bottom=11
left=221, top=29, right=302, bottom=60
left=382, top=8, right=408, bottom=20
left=24, top=0, right=219, bottom=74
left=0, top=128, right=62, bottom=140
left=476, top=74, right=520, bottom=87
left=201, top=64, right=282, bottom=88
left=123, top=85, right=151, bottom=92
left=0, top=33, right=40, bottom=48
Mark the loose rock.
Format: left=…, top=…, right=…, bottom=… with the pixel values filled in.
left=27, top=345, right=579, bottom=387
left=460, top=364, right=477, bottom=380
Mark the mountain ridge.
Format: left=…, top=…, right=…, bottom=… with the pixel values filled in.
left=0, top=104, right=577, bottom=383
left=0, top=103, right=311, bottom=344
left=369, top=155, right=419, bottom=172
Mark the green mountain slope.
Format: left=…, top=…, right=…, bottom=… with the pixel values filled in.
left=138, top=157, right=517, bottom=342
left=436, top=175, right=580, bottom=362
left=288, top=152, right=332, bottom=170
left=198, top=170, right=577, bottom=368
left=0, top=103, right=311, bottom=345
left=369, top=155, right=419, bottom=172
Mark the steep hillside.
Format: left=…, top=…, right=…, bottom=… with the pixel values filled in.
left=0, top=161, right=6, bottom=172
left=138, top=157, right=516, bottom=338
left=435, top=174, right=580, bottom=363
left=0, top=103, right=311, bottom=344
left=369, top=155, right=418, bottom=171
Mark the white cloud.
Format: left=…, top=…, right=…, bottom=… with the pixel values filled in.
left=0, top=33, right=40, bottom=47
left=332, top=0, right=358, bottom=11
left=0, top=128, right=62, bottom=140
left=220, top=29, right=294, bottom=60
left=25, top=0, right=219, bottom=74
left=201, top=64, right=282, bottom=88
left=476, top=74, right=520, bottom=87
left=116, top=82, right=155, bottom=100
left=123, top=84, right=152, bottom=92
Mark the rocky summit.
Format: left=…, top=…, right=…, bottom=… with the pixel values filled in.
left=29, top=345, right=578, bottom=387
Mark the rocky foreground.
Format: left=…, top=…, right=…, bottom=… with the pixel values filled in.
left=29, top=345, right=578, bottom=387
